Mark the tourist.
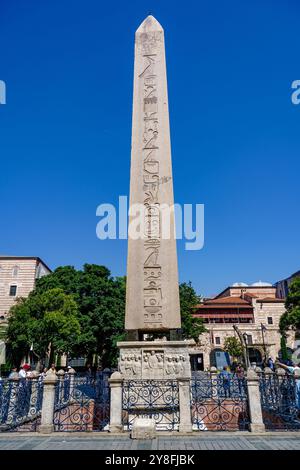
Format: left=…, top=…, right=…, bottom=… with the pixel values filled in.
left=219, top=366, right=232, bottom=398
left=267, top=357, right=275, bottom=371
left=277, top=361, right=300, bottom=410
left=25, top=365, right=33, bottom=377
left=235, top=363, right=245, bottom=394
left=19, top=364, right=30, bottom=378
left=50, top=363, right=57, bottom=374
left=86, top=363, right=92, bottom=377
left=40, top=367, right=48, bottom=379
left=8, top=367, right=18, bottom=379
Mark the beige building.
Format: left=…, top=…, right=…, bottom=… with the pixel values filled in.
left=191, top=281, right=296, bottom=371
left=0, top=256, right=51, bottom=321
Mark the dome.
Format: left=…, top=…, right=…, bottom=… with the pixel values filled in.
left=251, top=281, right=272, bottom=287
left=232, top=282, right=248, bottom=287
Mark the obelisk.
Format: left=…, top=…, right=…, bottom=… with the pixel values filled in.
left=125, top=15, right=181, bottom=336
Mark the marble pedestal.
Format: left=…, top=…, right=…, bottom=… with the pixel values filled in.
left=117, top=340, right=194, bottom=380
left=118, top=340, right=194, bottom=432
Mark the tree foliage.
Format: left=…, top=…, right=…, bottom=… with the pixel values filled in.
left=6, top=265, right=205, bottom=367
left=6, top=288, right=80, bottom=366
left=223, top=336, right=243, bottom=360
left=33, top=264, right=126, bottom=367
left=279, top=278, right=300, bottom=333
left=179, top=282, right=206, bottom=343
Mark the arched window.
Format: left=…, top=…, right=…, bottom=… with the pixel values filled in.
left=12, top=265, right=19, bottom=277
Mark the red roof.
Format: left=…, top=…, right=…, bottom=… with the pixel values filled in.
left=194, top=304, right=253, bottom=310
left=194, top=296, right=251, bottom=308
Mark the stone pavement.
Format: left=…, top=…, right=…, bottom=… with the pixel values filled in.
left=0, top=432, right=300, bottom=450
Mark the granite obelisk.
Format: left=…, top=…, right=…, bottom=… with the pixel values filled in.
left=125, top=15, right=181, bottom=335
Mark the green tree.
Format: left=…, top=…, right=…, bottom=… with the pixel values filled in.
left=223, top=336, right=243, bottom=361
left=33, top=264, right=126, bottom=367
left=6, top=288, right=80, bottom=366
left=279, top=278, right=300, bottom=333
left=7, top=265, right=206, bottom=367
left=179, top=282, right=206, bottom=343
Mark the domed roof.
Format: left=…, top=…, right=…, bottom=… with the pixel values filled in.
left=251, top=281, right=272, bottom=287
left=232, top=282, right=248, bottom=287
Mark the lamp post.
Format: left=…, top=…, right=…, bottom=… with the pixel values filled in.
left=242, top=333, right=250, bottom=369
left=261, top=323, right=267, bottom=365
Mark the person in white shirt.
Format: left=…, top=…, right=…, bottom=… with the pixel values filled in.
left=18, top=367, right=26, bottom=378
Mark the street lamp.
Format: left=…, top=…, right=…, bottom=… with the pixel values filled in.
left=242, top=333, right=250, bottom=369
left=261, top=323, right=267, bottom=365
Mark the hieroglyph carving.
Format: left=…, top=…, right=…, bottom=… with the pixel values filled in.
left=139, top=32, right=164, bottom=327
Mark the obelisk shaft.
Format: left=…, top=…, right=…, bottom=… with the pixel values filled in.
left=125, top=16, right=181, bottom=332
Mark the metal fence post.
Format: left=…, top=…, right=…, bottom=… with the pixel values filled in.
left=39, top=371, right=57, bottom=434
left=178, top=378, right=192, bottom=433
left=246, top=368, right=265, bottom=432
left=108, top=371, right=123, bottom=433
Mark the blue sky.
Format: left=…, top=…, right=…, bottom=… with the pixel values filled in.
left=0, top=0, right=299, bottom=296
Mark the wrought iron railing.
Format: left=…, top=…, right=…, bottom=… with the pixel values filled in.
left=122, top=379, right=179, bottom=431
left=53, top=372, right=111, bottom=431
left=0, top=378, right=43, bottom=432
left=259, top=371, right=300, bottom=431
left=191, top=373, right=250, bottom=431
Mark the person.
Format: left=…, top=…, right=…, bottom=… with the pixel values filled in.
left=25, top=365, right=33, bottom=378
left=19, top=364, right=29, bottom=378
left=277, top=361, right=300, bottom=411
left=267, top=357, right=275, bottom=371
left=39, top=367, right=48, bottom=379
left=49, top=363, right=57, bottom=374
left=235, top=363, right=245, bottom=394
left=8, top=367, right=18, bottom=379
left=219, top=366, right=232, bottom=397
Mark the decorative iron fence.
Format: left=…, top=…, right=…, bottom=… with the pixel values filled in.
left=53, top=371, right=111, bottom=431
left=122, top=379, right=179, bottom=431
left=191, top=373, right=250, bottom=431
left=0, top=378, right=43, bottom=432
left=259, top=372, right=300, bottom=431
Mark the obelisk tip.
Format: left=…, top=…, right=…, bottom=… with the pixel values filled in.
left=136, top=15, right=163, bottom=33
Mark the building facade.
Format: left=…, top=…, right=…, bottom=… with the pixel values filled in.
left=191, top=282, right=296, bottom=371
left=0, top=256, right=51, bottom=321
left=275, top=270, right=300, bottom=299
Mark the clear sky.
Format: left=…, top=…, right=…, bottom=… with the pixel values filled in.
left=0, top=0, right=299, bottom=297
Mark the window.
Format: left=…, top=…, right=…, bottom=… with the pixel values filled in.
left=247, top=334, right=253, bottom=345
left=12, top=266, right=19, bottom=277
left=9, top=285, right=17, bottom=296
left=267, top=317, right=273, bottom=325
left=215, top=337, right=221, bottom=345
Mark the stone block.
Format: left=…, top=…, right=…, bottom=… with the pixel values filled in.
left=131, top=418, right=157, bottom=440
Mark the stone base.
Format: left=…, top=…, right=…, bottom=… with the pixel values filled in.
left=179, top=424, right=193, bottom=433
left=131, top=418, right=157, bottom=440
left=249, top=423, right=265, bottom=433
left=39, top=424, right=54, bottom=434
left=110, top=424, right=124, bottom=433
left=117, top=339, right=194, bottom=380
